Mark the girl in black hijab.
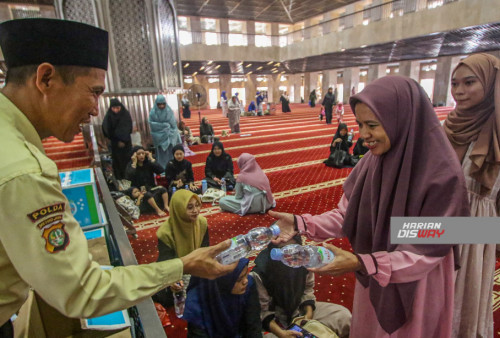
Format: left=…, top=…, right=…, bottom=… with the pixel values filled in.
left=102, top=98, right=133, bottom=179
left=200, top=117, right=216, bottom=143
left=165, top=144, right=200, bottom=195
left=331, top=123, right=352, bottom=153
left=204, top=141, right=235, bottom=190
left=125, top=146, right=165, bottom=189
left=251, top=235, right=351, bottom=337
left=353, top=138, right=369, bottom=157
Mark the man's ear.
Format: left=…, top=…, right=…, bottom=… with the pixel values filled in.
left=34, top=63, right=57, bottom=94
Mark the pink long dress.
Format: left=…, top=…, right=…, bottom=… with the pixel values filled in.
left=297, top=195, right=455, bottom=338
left=452, top=142, right=500, bottom=338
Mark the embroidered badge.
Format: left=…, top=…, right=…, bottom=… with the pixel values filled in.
left=42, top=222, right=70, bottom=253
left=27, top=203, right=65, bottom=222
left=36, top=215, right=63, bottom=229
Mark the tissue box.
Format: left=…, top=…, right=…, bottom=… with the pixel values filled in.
left=59, top=168, right=101, bottom=229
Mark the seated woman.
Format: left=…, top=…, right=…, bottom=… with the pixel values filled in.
left=165, top=144, right=201, bottom=196
left=153, top=189, right=209, bottom=308
left=125, top=146, right=167, bottom=214
left=247, top=101, right=256, bottom=116
left=200, top=117, right=216, bottom=143
left=353, top=138, right=369, bottom=158
left=251, top=235, right=351, bottom=338
left=204, top=141, right=236, bottom=190
left=184, top=258, right=262, bottom=338
left=179, top=120, right=200, bottom=145
left=331, top=123, right=352, bottom=153
left=126, top=185, right=169, bottom=216
left=219, top=153, right=275, bottom=216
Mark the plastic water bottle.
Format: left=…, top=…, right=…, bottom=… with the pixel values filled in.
left=185, top=184, right=189, bottom=190
left=216, top=224, right=281, bottom=265
left=201, top=179, right=207, bottom=194
left=221, top=178, right=226, bottom=194
left=270, top=245, right=335, bottom=268
left=172, top=187, right=177, bottom=195
left=347, top=129, right=354, bottom=143
left=173, top=290, right=186, bottom=318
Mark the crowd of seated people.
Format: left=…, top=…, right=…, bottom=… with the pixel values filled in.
left=97, top=52, right=500, bottom=338
left=101, top=93, right=370, bottom=338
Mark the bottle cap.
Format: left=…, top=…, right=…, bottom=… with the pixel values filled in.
left=270, top=248, right=283, bottom=261
left=270, top=224, right=281, bottom=237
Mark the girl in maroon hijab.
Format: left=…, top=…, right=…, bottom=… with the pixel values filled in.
left=444, top=53, right=500, bottom=338
left=270, top=76, right=470, bottom=337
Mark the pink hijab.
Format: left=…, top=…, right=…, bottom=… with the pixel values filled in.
left=236, top=153, right=274, bottom=204
left=346, top=76, right=470, bottom=333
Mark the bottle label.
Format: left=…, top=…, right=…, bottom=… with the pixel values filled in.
left=317, top=247, right=335, bottom=264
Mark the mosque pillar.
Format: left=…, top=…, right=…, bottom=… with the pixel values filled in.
left=399, top=60, right=420, bottom=81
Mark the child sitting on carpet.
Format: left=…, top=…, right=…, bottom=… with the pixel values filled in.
left=153, top=189, right=210, bottom=308
left=183, top=258, right=262, bottom=337
left=126, top=185, right=169, bottom=216
left=250, top=234, right=352, bottom=338
left=219, top=153, right=275, bottom=216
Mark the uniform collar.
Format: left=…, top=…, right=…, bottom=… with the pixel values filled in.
left=0, top=92, right=44, bottom=153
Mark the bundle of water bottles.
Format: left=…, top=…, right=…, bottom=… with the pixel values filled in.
left=174, top=223, right=336, bottom=319
left=215, top=223, right=335, bottom=268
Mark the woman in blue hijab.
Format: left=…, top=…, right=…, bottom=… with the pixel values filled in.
left=149, top=95, right=182, bottom=168
left=184, top=258, right=262, bottom=337
left=248, top=101, right=256, bottom=115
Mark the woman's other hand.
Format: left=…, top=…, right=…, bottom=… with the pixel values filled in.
left=268, top=210, right=297, bottom=244
left=308, top=243, right=362, bottom=276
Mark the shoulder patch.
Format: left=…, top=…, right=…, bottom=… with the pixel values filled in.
left=27, top=203, right=65, bottom=222
left=36, top=215, right=63, bottom=229
left=42, top=222, right=70, bottom=253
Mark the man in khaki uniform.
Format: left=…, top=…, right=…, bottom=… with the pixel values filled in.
left=0, top=19, right=235, bottom=336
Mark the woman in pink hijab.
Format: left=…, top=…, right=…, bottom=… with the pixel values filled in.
left=270, top=76, right=470, bottom=337
left=444, top=53, right=500, bottom=338
left=219, top=153, right=276, bottom=216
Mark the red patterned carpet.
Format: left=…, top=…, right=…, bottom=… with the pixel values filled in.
left=40, top=103, right=500, bottom=337
left=124, top=103, right=477, bottom=336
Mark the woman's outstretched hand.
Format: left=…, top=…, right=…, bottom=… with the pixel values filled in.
left=268, top=210, right=297, bottom=244
left=308, top=243, right=363, bottom=276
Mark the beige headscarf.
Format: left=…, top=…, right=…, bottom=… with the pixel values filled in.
left=444, top=53, right=500, bottom=194
left=157, top=189, right=207, bottom=258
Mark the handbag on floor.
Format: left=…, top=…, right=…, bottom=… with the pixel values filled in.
left=201, top=188, right=226, bottom=203
left=324, top=143, right=347, bottom=168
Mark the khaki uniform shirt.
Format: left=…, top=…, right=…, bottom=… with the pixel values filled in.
left=0, top=93, right=183, bottom=325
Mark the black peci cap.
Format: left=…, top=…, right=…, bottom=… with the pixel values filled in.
left=0, top=18, right=109, bottom=70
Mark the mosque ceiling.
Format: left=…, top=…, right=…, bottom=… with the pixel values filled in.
left=0, top=0, right=52, bottom=4
left=181, top=22, right=500, bottom=75
left=175, top=0, right=359, bottom=23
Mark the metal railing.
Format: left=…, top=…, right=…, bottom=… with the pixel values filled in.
left=88, top=124, right=167, bottom=337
